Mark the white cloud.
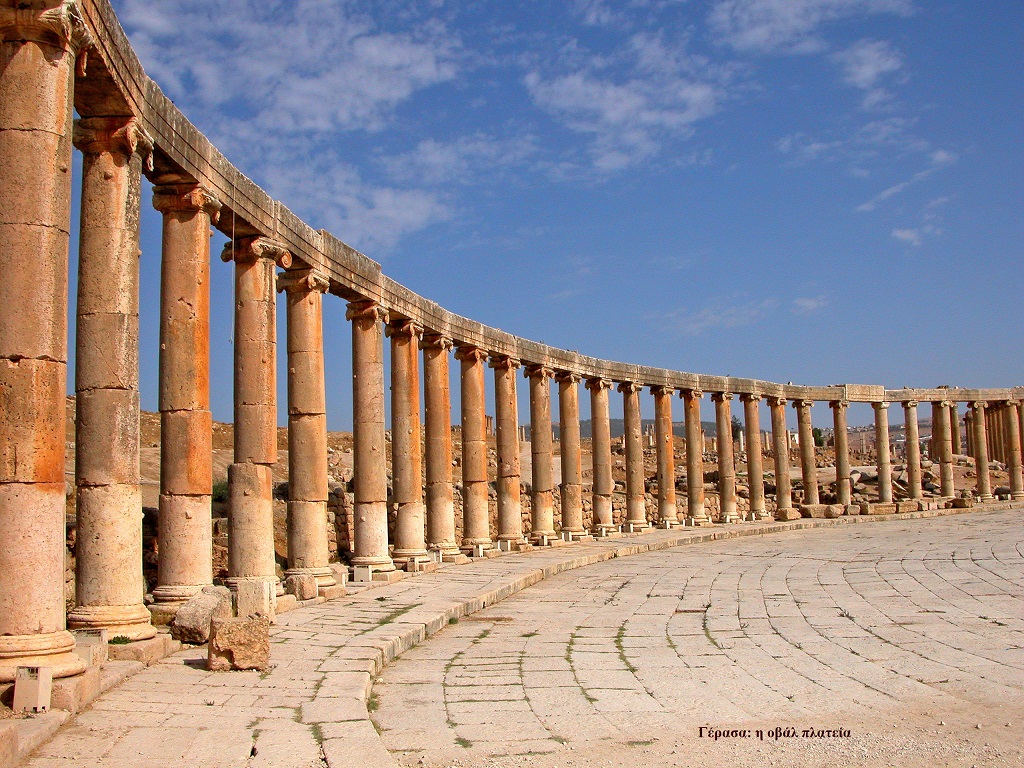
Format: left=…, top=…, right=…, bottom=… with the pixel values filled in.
left=381, top=135, right=538, bottom=186
left=709, top=0, right=913, bottom=54
left=791, top=295, right=828, bottom=313
left=892, top=228, right=921, bottom=246
left=665, top=298, right=780, bottom=335
left=857, top=150, right=958, bottom=211
left=832, top=39, right=904, bottom=108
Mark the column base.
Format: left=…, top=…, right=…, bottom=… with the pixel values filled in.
left=67, top=604, right=157, bottom=642
left=0, top=631, right=88, bottom=684
left=148, top=584, right=209, bottom=625
left=284, top=566, right=337, bottom=590
left=622, top=521, right=648, bottom=533
left=350, top=555, right=396, bottom=573
left=752, top=509, right=771, bottom=521
left=592, top=525, right=620, bottom=538
left=392, top=548, right=430, bottom=568
left=774, top=508, right=800, bottom=521
left=1011, top=492, right=1024, bottom=500
left=979, top=494, right=995, bottom=502
left=687, top=515, right=711, bottom=526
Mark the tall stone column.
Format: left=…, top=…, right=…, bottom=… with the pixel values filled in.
left=491, top=355, right=523, bottom=547
left=950, top=403, right=963, bottom=456
left=768, top=397, right=795, bottom=519
left=557, top=372, right=585, bottom=537
left=279, top=269, right=335, bottom=589
left=347, top=300, right=395, bottom=574
left=421, top=334, right=459, bottom=557
left=964, top=410, right=974, bottom=458
left=970, top=402, right=993, bottom=501
left=0, top=2, right=92, bottom=681
left=712, top=393, right=737, bottom=522
left=150, top=182, right=221, bottom=617
left=1006, top=401, right=1024, bottom=500
left=619, top=382, right=648, bottom=530
left=933, top=401, right=955, bottom=497
left=741, top=394, right=767, bottom=519
left=652, top=386, right=677, bottom=525
left=68, top=117, right=155, bottom=640
left=903, top=400, right=922, bottom=500
left=793, top=400, right=819, bottom=505
left=830, top=400, right=851, bottom=506
left=873, top=402, right=892, bottom=503
left=222, top=237, right=290, bottom=596
left=681, top=388, right=709, bottom=525
left=388, top=319, right=428, bottom=567
left=525, top=365, right=555, bottom=542
left=457, top=345, right=491, bottom=550
left=587, top=378, right=616, bottom=534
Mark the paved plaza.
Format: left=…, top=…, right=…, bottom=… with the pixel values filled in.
left=17, top=509, right=1024, bottom=768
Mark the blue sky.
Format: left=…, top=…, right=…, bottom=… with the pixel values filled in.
left=95, top=0, right=1023, bottom=430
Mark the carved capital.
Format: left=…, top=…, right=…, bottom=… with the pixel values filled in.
left=791, top=399, right=814, bottom=409
left=277, top=268, right=329, bottom=295
left=152, top=183, right=222, bottom=224
left=740, top=392, right=762, bottom=403
left=488, top=354, right=521, bottom=371
left=385, top=318, right=423, bottom=341
left=524, top=364, right=553, bottom=380
left=455, top=345, right=488, bottom=364
left=766, top=396, right=786, bottom=407
left=0, top=1, right=94, bottom=73
left=677, top=387, right=702, bottom=400
left=829, top=399, right=849, bottom=410
left=711, top=391, right=733, bottom=403
left=222, top=236, right=291, bottom=268
left=346, top=299, right=388, bottom=325
left=420, top=333, right=453, bottom=352
left=970, top=401, right=987, bottom=412
left=73, top=117, right=154, bottom=170
left=902, top=400, right=919, bottom=409
left=937, top=400, right=954, bottom=409
left=872, top=401, right=890, bottom=411
left=555, top=371, right=581, bottom=385
left=617, top=381, right=642, bottom=395
left=585, top=377, right=612, bottom=392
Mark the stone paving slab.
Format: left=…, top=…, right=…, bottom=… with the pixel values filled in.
left=11, top=505, right=1017, bottom=768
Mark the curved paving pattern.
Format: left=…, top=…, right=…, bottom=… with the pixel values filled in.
left=374, top=510, right=1024, bottom=767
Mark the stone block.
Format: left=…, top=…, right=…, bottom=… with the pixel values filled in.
left=276, top=594, right=298, bottom=614
left=952, top=497, right=974, bottom=508
left=799, top=504, right=829, bottom=518
left=50, top=665, right=100, bottom=713
left=319, top=584, right=347, bottom=600
left=207, top=615, right=271, bottom=672
left=170, top=585, right=233, bottom=644
left=860, top=502, right=898, bottom=515
left=774, top=508, right=800, bottom=521
left=284, top=573, right=319, bottom=601
left=844, top=504, right=862, bottom=516
left=13, top=667, right=51, bottom=713
left=71, top=629, right=108, bottom=667
left=235, top=579, right=276, bottom=621
left=823, top=504, right=845, bottom=519
left=896, top=501, right=919, bottom=513
left=106, top=634, right=177, bottom=666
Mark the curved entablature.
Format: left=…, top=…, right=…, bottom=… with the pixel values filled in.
left=72, top=0, right=1017, bottom=404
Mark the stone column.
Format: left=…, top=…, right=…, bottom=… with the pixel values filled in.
left=768, top=397, right=795, bottom=519
left=67, top=117, right=155, bottom=640
left=793, top=400, right=819, bottom=505
left=457, top=345, right=491, bottom=551
left=950, top=403, right=962, bottom=455
left=1006, top=401, right=1024, bottom=500
left=0, top=2, right=92, bottom=681
left=525, top=365, right=555, bottom=542
left=970, top=402, right=993, bottom=501
left=421, top=334, right=459, bottom=557
left=652, top=386, right=677, bottom=525
left=903, top=400, right=922, bottom=500
left=741, top=394, right=767, bottom=519
left=279, top=269, right=335, bottom=590
left=347, top=300, right=395, bottom=574
left=873, top=402, right=892, bottom=503
left=557, top=372, right=585, bottom=537
left=830, top=400, right=851, bottom=506
left=619, top=382, right=648, bottom=530
left=712, top=393, right=737, bottom=522
left=965, top=410, right=974, bottom=458
left=388, top=319, right=428, bottom=568
left=491, top=355, right=523, bottom=547
left=587, top=378, right=616, bottom=534
left=222, top=237, right=290, bottom=595
left=681, top=388, right=709, bottom=525
left=150, top=182, right=221, bottom=617
left=933, top=401, right=955, bottom=497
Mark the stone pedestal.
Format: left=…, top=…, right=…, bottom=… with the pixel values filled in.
left=970, top=401, right=993, bottom=501
left=903, top=400, right=922, bottom=499
left=422, top=335, right=459, bottom=556
left=587, top=378, right=616, bottom=533
left=681, top=388, right=708, bottom=525
left=457, top=346, right=491, bottom=550
left=712, top=393, right=737, bottom=522
left=830, top=400, right=851, bottom=506
left=619, top=382, right=648, bottom=529
left=557, top=373, right=585, bottom=535
left=741, top=394, right=768, bottom=520
left=794, top=399, right=819, bottom=505
left=492, top=355, right=524, bottom=545
left=768, top=397, right=794, bottom=519
left=526, top=366, right=556, bottom=542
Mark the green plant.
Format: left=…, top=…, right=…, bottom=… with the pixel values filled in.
left=110, top=635, right=131, bottom=645
left=212, top=481, right=230, bottom=503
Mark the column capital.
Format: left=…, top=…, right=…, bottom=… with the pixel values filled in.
left=739, top=392, right=761, bottom=403
left=872, top=401, right=890, bottom=411
left=420, top=333, right=453, bottom=352
left=488, top=354, right=521, bottom=371
left=617, top=381, right=643, bottom=394
left=152, top=182, right=222, bottom=223
left=221, top=236, right=292, bottom=268
left=1004, top=399, right=1020, bottom=408
left=0, top=1, right=94, bottom=62
left=585, top=377, right=612, bottom=392
left=765, top=395, right=786, bottom=407
left=937, top=399, right=954, bottom=409
left=73, top=116, right=154, bottom=169
left=554, top=371, right=581, bottom=385
left=791, top=399, right=814, bottom=409
left=524, top=363, right=553, bottom=380
left=969, top=401, right=988, bottom=411
left=385, top=318, right=423, bottom=340
left=454, top=344, right=488, bottom=364
left=277, top=268, right=329, bottom=295
left=829, top=399, right=849, bottom=410
left=902, top=400, right=919, bottom=409
left=345, top=299, right=388, bottom=325
left=711, top=391, right=733, bottom=403
left=677, top=387, right=702, bottom=400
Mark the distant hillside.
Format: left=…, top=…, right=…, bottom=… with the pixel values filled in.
left=558, top=419, right=722, bottom=439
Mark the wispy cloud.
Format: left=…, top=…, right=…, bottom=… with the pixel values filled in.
left=857, top=149, right=957, bottom=211
left=832, top=38, right=904, bottom=108
left=791, top=294, right=828, bottom=313
left=381, top=134, right=538, bottom=186
left=665, top=297, right=780, bottom=335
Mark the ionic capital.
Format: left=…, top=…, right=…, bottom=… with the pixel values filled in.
left=488, top=354, right=521, bottom=371
left=152, top=183, right=222, bottom=224
left=791, top=399, right=814, bottom=409
left=554, top=371, right=581, bottom=385
left=617, top=381, right=642, bottom=394
left=346, top=299, right=388, bottom=325
left=222, top=236, right=292, bottom=268
left=739, top=392, right=762, bottom=403
left=872, top=401, right=890, bottom=411
left=829, top=400, right=849, bottom=410
left=677, top=387, right=702, bottom=400
left=1004, top=400, right=1020, bottom=409
left=937, top=400, right=954, bottom=409
left=0, top=1, right=94, bottom=71
left=455, top=345, right=488, bottom=364
left=969, top=401, right=987, bottom=412
left=902, top=400, right=920, bottom=409
left=711, top=392, right=733, bottom=403
left=385, top=318, right=423, bottom=340
left=420, top=333, right=453, bottom=352
left=524, top=364, right=553, bottom=380
left=277, top=268, right=329, bottom=295
left=765, top=396, right=786, bottom=407
left=585, top=377, right=612, bottom=392
left=73, top=117, right=154, bottom=169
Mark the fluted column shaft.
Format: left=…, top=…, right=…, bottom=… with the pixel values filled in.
left=830, top=400, right=851, bottom=506
left=491, top=355, right=523, bottom=543
left=713, top=393, right=737, bottom=522
left=794, top=400, right=819, bottom=505
left=971, top=402, right=992, bottom=501
left=388, top=319, right=428, bottom=565
left=348, top=300, right=395, bottom=572
left=768, top=397, right=793, bottom=517
left=619, top=382, right=648, bottom=529
left=903, top=401, right=922, bottom=500
left=742, top=394, right=767, bottom=519
left=422, top=334, right=458, bottom=555
left=0, top=3, right=92, bottom=680
left=652, top=386, right=677, bottom=524
left=681, top=389, right=708, bottom=525
left=280, top=270, right=334, bottom=588
left=1006, top=401, right=1024, bottom=499
left=457, top=346, right=491, bottom=549
left=68, top=117, right=155, bottom=640
left=873, top=403, right=892, bottom=503
left=557, top=373, right=584, bottom=535
left=151, top=182, right=221, bottom=614
left=526, top=366, right=555, bottom=540
left=588, top=378, right=615, bottom=533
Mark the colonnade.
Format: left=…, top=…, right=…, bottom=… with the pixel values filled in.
left=1, top=0, right=1022, bottom=686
